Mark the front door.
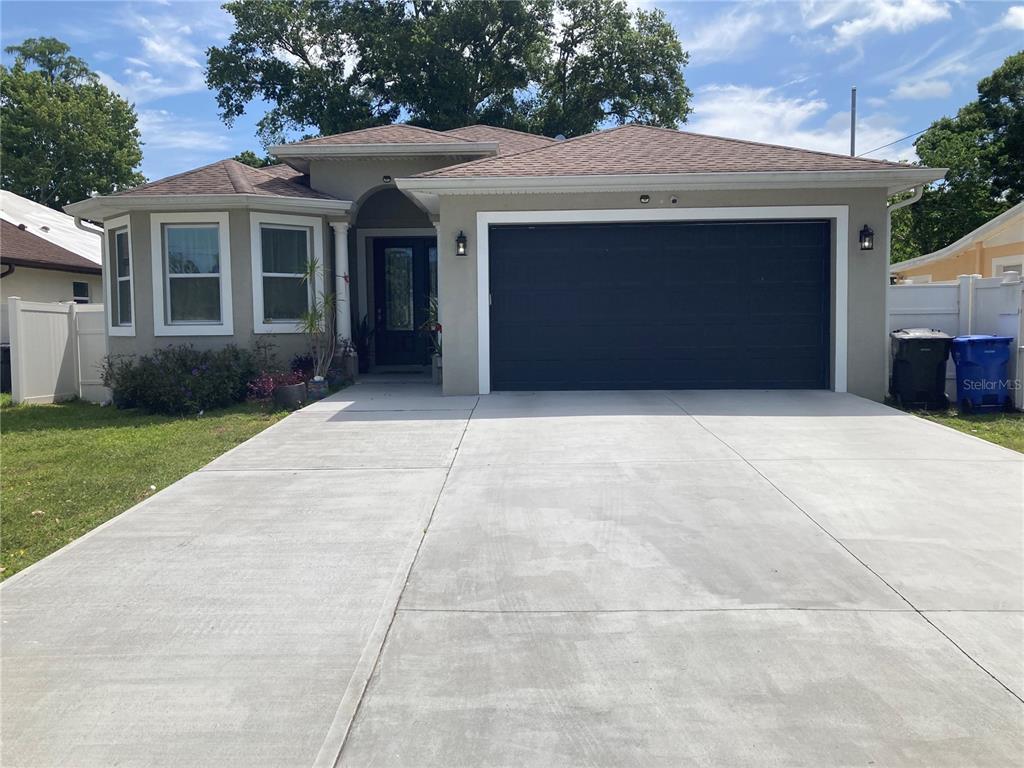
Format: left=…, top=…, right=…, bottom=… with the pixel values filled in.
left=373, top=237, right=436, bottom=366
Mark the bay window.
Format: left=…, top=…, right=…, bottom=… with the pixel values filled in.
left=150, top=212, right=233, bottom=336
left=104, top=215, right=134, bottom=335
left=250, top=213, right=324, bottom=333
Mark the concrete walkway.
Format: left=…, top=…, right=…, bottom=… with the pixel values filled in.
left=2, top=383, right=1021, bottom=766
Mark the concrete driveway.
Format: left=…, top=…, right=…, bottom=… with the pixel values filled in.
left=2, top=382, right=1021, bottom=767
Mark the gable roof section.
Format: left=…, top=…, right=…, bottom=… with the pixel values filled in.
left=0, top=190, right=101, bottom=264
left=443, top=125, right=555, bottom=156
left=115, top=159, right=338, bottom=200
left=289, top=124, right=469, bottom=147
left=1, top=219, right=101, bottom=274
left=890, top=201, right=1024, bottom=272
left=418, top=124, right=918, bottom=179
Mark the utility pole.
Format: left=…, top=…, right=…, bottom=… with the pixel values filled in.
left=850, top=86, right=857, bottom=157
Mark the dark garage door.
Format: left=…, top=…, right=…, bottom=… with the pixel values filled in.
left=488, top=220, right=831, bottom=390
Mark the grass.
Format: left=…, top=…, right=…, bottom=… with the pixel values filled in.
left=915, top=408, right=1024, bottom=453
left=0, top=398, right=285, bottom=579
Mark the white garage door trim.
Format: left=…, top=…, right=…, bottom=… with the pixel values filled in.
left=475, top=205, right=849, bottom=395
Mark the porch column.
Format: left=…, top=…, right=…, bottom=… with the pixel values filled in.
left=330, top=221, right=352, bottom=342
left=432, top=220, right=443, bottom=333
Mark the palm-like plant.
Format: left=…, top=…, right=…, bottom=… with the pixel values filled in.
left=299, top=255, right=337, bottom=380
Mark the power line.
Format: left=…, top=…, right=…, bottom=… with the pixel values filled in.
left=856, top=128, right=928, bottom=158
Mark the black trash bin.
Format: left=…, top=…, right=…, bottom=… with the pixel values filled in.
left=889, top=328, right=953, bottom=409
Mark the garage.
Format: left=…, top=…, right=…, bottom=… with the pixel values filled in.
left=488, top=220, right=831, bottom=391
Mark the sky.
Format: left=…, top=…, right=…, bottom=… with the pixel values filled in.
left=2, top=0, right=1022, bottom=181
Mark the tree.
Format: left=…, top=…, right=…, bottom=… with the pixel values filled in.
left=233, top=150, right=276, bottom=167
left=890, top=51, right=1023, bottom=263
left=1, top=38, right=144, bottom=209
left=206, top=0, right=692, bottom=143
left=532, top=0, right=691, bottom=137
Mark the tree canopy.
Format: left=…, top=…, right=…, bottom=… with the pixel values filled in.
left=206, top=0, right=691, bottom=144
left=1, top=37, right=144, bottom=209
left=891, top=51, right=1023, bottom=263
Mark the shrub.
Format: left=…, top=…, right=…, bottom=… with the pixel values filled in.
left=290, top=353, right=315, bottom=380
left=102, top=345, right=258, bottom=415
left=247, top=370, right=304, bottom=402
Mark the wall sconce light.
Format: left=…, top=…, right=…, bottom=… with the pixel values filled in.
left=639, top=194, right=650, bottom=204
left=859, top=225, right=874, bottom=251
left=382, top=175, right=393, bottom=183
left=455, top=230, right=468, bottom=256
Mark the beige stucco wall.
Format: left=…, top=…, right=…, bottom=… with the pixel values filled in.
left=434, top=187, right=889, bottom=400
left=894, top=211, right=1024, bottom=282
left=309, top=156, right=473, bottom=208
left=1, top=266, right=102, bottom=306
left=107, top=208, right=334, bottom=368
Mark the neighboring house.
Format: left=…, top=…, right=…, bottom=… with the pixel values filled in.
left=65, top=123, right=942, bottom=399
left=1, top=191, right=103, bottom=308
left=890, top=202, right=1024, bottom=284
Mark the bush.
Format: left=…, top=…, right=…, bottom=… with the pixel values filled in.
left=102, top=345, right=258, bottom=415
left=248, top=370, right=304, bottom=402
left=290, top=353, right=315, bottom=380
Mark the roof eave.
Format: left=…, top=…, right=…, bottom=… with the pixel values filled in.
left=65, top=194, right=354, bottom=221
left=397, top=168, right=946, bottom=197
left=0, top=255, right=101, bottom=275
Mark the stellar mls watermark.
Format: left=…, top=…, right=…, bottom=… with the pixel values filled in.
left=961, top=378, right=1022, bottom=391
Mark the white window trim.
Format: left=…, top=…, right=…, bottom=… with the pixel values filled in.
left=990, top=253, right=1024, bottom=277
left=250, top=212, right=324, bottom=334
left=475, top=206, right=849, bottom=395
left=103, top=214, right=135, bottom=336
left=150, top=212, right=233, bottom=336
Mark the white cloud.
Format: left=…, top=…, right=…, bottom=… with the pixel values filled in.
left=801, top=0, right=951, bottom=49
left=688, top=84, right=915, bottom=161
left=138, top=110, right=232, bottom=151
left=98, top=67, right=206, bottom=104
left=1002, top=6, right=1024, bottom=30
left=678, top=6, right=782, bottom=64
left=890, top=78, right=951, bottom=100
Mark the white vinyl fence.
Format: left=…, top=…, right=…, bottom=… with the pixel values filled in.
left=888, top=274, right=1024, bottom=409
left=4, top=297, right=108, bottom=404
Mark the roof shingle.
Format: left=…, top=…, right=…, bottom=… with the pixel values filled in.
left=289, top=124, right=470, bottom=147
left=1, top=219, right=101, bottom=274
left=443, top=125, right=555, bottom=156
left=419, top=124, right=913, bottom=179
left=116, top=160, right=338, bottom=200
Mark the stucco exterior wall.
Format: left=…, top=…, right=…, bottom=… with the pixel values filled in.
left=107, top=208, right=333, bottom=367
left=893, top=210, right=1024, bottom=282
left=435, top=188, right=889, bottom=400
left=309, top=156, right=473, bottom=207
left=1, top=266, right=102, bottom=306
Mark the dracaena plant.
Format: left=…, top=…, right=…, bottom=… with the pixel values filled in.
left=298, top=254, right=337, bottom=380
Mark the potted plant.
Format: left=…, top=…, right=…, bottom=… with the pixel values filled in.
left=353, top=315, right=374, bottom=374
left=298, top=255, right=337, bottom=400
left=420, top=295, right=442, bottom=385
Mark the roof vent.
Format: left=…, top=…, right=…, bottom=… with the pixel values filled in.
left=40, top=225, right=50, bottom=232
left=17, top=223, right=27, bottom=230
left=554, top=134, right=566, bottom=141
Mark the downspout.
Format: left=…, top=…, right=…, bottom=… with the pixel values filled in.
left=884, top=186, right=925, bottom=392
left=74, top=217, right=103, bottom=237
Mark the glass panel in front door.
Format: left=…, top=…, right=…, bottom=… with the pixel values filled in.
left=385, top=247, right=414, bottom=330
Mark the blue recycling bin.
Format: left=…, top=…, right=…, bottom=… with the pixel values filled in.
left=950, top=335, right=1014, bottom=411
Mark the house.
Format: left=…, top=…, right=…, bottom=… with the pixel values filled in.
left=1, top=190, right=103, bottom=307
left=890, top=201, right=1024, bottom=284
left=64, top=123, right=942, bottom=399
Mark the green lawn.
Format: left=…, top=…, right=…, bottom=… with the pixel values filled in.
left=0, top=398, right=285, bottom=579
left=917, top=409, right=1024, bottom=453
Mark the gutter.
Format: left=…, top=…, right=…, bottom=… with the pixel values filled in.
left=65, top=194, right=354, bottom=221
left=73, top=217, right=103, bottom=236
left=397, top=167, right=947, bottom=197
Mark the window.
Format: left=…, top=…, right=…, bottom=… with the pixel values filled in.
left=164, top=224, right=222, bottom=323
left=72, top=281, right=90, bottom=304
left=104, top=215, right=133, bottom=335
left=150, top=212, right=233, bottom=336
left=260, top=225, right=310, bottom=322
left=384, top=247, right=414, bottom=330
left=250, top=213, right=324, bottom=334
